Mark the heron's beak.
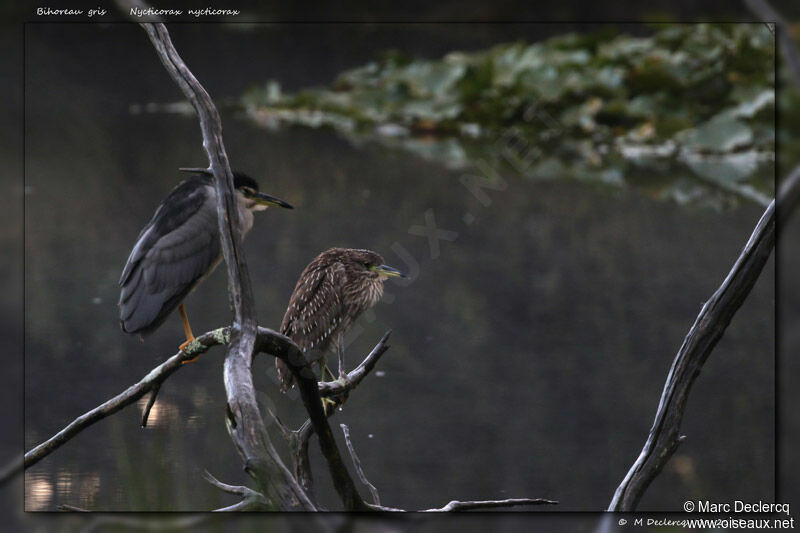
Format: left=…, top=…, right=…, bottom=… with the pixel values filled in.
left=248, top=191, right=294, bottom=209
left=371, top=264, right=407, bottom=278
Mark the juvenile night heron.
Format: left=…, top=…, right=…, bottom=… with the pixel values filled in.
left=276, top=248, right=406, bottom=391
left=119, top=169, right=293, bottom=351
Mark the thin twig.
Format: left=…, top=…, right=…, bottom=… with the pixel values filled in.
left=140, top=383, right=161, bottom=428
left=421, top=498, right=559, bottom=512
left=178, top=167, right=212, bottom=175
left=318, top=330, right=392, bottom=397
left=266, top=407, right=293, bottom=440
left=340, top=424, right=381, bottom=506
left=58, top=504, right=90, bottom=512
left=203, top=470, right=270, bottom=511
left=203, top=470, right=257, bottom=496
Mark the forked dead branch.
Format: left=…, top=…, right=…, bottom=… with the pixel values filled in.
left=13, top=20, right=557, bottom=513
left=604, top=0, right=800, bottom=516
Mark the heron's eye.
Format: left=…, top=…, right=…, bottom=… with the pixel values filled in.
left=363, top=261, right=371, bottom=268
left=241, top=186, right=255, bottom=196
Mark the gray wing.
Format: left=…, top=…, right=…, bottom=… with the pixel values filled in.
left=119, top=179, right=221, bottom=336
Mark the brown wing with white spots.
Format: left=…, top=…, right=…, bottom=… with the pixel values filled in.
left=276, top=257, right=345, bottom=391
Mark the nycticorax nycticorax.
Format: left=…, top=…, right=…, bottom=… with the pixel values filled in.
left=119, top=169, right=293, bottom=351
left=276, top=248, right=405, bottom=391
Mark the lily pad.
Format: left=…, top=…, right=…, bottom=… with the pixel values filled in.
left=239, top=23, right=777, bottom=209
left=677, top=114, right=753, bottom=153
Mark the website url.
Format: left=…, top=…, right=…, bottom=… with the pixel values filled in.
left=641, top=518, right=795, bottom=528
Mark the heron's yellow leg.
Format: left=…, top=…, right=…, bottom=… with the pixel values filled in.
left=319, top=354, right=335, bottom=382
left=178, top=303, right=197, bottom=361
left=319, top=354, right=338, bottom=414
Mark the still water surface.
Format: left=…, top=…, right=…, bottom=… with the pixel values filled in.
left=24, top=23, right=773, bottom=512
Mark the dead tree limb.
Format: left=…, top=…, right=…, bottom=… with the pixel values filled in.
left=283, top=331, right=393, bottom=500
left=138, top=22, right=313, bottom=510
left=341, top=424, right=382, bottom=506
left=420, top=498, right=559, bottom=512
left=608, top=198, right=776, bottom=511
left=255, top=330, right=370, bottom=510
left=19, top=329, right=227, bottom=479
left=607, top=3, right=800, bottom=511
left=17, top=324, right=377, bottom=510
left=203, top=470, right=270, bottom=511
left=21, top=13, right=559, bottom=514
left=607, top=2, right=800, bottom=513
left=335, top=420, right=557, bottom=512
left=318, top=330, right=393, bottom=398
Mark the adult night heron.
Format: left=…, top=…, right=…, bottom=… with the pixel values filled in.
left=119, top=169, right=293, bottom=351
left=276, top=248, right=406, bottom=391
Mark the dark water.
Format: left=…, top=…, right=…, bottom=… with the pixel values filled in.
left=23, top=23, right=774, bottom=512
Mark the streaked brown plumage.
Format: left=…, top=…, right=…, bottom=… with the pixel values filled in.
left=276, top=248, right=405, bottom=391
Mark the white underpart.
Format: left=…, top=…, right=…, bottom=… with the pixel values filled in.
left=235, top=189, right=256, bottom=236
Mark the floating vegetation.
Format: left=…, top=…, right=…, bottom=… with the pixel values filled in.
left=242, top=24, right=776, bottom=209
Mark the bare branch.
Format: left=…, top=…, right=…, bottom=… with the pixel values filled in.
left=421, top=498, right=558, bottom=512
left=58, top=504, right=90, bottom=512
left=608, top=171, right=800, bottom=511
left=22, top=7, right=559, bottom=515
left=608, top=199, right=777, bottom=511
left=18, top=329, right=226, bottom=481
left=608, top=5, right=800, bottom=511
left=17, top=318, right=556, bottom=513
left=138, top=22, right=313, bottom=510
left=255, top=327, right=369, bottom=511
left=280, top=331, right=392, bottom=502
left=140, top=383, right=161, bottom=428
left=293, top=421, right=315, bottom=499
left=340, top=424, right=381, bottom=506
left=178, top=167, right=212, bottom=174
left=203, top=471, right=270, bottom=511
left=202, top=470, right=256, bottom=497
left=266, top=406, right=293, bottom=441
left=13, top=327, right=375, bottom=499
left=318, top=330, right=392, bottom=398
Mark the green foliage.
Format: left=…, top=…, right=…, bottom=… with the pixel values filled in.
left=242, top=24, right=778, bottom=209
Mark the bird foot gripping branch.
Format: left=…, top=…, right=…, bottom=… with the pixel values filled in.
left=178, top=327, right=230, bottom=362
left=322, top=377, right=352, bottom=414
